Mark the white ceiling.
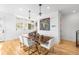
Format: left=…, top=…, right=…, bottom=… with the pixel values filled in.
left=0, top=4, right=79, bottom=19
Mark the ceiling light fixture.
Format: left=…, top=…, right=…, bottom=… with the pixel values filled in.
left=39, top=4, right=42, bottom=16
left=28, top=10, right=31, bottom=20
left=19, top=8, right=24, bottom=11
left=47, top=6, right=50, bottom=9
left=72, top=10, right=76, bottom=13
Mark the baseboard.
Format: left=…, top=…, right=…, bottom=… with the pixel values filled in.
left=0, top=41, right=5, bottom=43
left=60, top=39, right=76, bottom=44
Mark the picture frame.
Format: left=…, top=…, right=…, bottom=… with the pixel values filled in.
left=40, top=18, right=50, bottom=30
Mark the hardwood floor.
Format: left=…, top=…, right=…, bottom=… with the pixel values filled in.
left=0, top=39, right=50, bottom=55
left=0, top=39, right=21, bottom=55
left=0, top=39, right=79, bottom=55
left=54, top=40, right=79, bottom=55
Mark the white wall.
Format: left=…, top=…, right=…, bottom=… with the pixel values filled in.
left=61, top=13, right=79, bottom=42
left=0, top=11, right=60, bottom=44
left=37, top=11, right=60, bottom=43
left=0, top=12, right=17, bottom=41
left=0, top=12, right=37, bottom=41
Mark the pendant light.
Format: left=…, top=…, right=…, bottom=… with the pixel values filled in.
left=39, top=4, right=42, bottom=16
left=28, top=10, right=31, bottom=20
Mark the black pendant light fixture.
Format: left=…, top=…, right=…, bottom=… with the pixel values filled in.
left=28, top=10, right=31, bottom=20
left=39, top=4, right=42, bottom=16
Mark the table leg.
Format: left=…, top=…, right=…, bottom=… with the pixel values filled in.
left=35, top=44, right=40, bottom=54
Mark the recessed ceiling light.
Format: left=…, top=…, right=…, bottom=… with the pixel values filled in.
left=19, top=8, right=26, bottom=11
left=47, top=6, right=50, bottom=9
left=19, top=8, right=24, bottom=11
left=72, top=10, right=76, bottom=13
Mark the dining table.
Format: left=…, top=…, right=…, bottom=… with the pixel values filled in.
left=21, top=33, right=52, bottom=55
left=28, top=34, right=50, bottom=54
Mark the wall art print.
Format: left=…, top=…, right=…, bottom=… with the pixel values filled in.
left=40, top=18, right=50, bottom=30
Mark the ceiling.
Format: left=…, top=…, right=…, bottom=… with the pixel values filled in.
left=0, top=4, right=79, bottom=19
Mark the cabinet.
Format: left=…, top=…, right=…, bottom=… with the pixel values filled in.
left=76, top=30, right=79, bottom=47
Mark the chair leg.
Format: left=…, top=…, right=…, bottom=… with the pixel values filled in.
left=45, top=50, right=49, bottom=55
left=28, top=44, right=38, bottom=55
left=36, top=44, right=41, bottom=54
left=52, top=46, right=54, bottom=53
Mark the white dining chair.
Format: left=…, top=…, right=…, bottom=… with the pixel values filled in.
left=40, top=37, right=55, bottom=52
left=19, top=35, right=35, bottom=47
left=19, top=35, right=37, bottom=55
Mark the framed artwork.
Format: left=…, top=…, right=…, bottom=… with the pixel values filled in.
left=28, top=23, right=34, bottom=30
left=28, top=23, right=32, bottom=30
left=16, top=17, right=35, bottom=31
left=16, top=23, right=23, bottom=30
left=40, top=18, right=50, bottom=30
left=23, top=23, right=27, bottom=30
